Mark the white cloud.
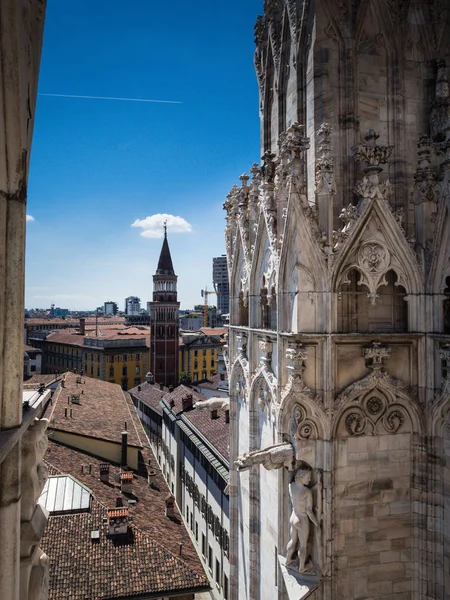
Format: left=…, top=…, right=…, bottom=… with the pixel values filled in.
left=131, top=213, right=192, bottom=239
left=26, top=215, right=35, bottom=222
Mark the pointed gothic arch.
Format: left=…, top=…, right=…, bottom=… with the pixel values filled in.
left=332, top=370, right=423, bottom=438
left=332, top=197, right=422, bottom=331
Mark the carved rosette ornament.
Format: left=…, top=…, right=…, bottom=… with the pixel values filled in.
left=315, top=123, right=336, bottom=195
left=353, top=130, right=394, bottom=208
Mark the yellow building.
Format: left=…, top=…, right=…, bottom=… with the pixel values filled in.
left=179, top=327, right=226, bottom=382
left=29, top=325, right=150, bottom=390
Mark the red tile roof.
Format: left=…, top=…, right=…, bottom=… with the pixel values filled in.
left=163, top=386, right=229, bottom=461
left=46, top=372, right=142, bottom=447
left=41, top=495, right=209, bottom=599
left=44, top=442, right=209, bottom=598
left=128, top=381, right=167, bottom=416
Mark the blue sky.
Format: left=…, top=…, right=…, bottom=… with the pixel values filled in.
left=26, top=0, right=262, bottom=311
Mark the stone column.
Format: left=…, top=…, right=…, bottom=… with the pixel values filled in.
left=0, top=2, right=47, bottom=600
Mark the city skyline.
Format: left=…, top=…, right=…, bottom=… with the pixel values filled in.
left=25, top=0, right=262, bottom=310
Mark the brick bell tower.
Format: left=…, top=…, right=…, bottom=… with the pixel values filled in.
left=150, top=224, right=180, bottom=388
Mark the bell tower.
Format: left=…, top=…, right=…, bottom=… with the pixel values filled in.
left=150, top=225, right=180, bottom=388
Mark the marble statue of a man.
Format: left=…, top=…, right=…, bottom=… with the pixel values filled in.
left=286, top=467, right=319, bottom=572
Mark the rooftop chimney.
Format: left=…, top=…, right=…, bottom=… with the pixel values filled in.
left=79, top=318, right=86, bottom=336
left=165, top=494, right=176, bottom=518
left=99, top=463, right=110, bottom=483
left=211, top=408, right=218, bottom=420
left=145, top=372, right=154, bottom=384
left=107, top=507, right=129, bottom=536
left=225, top=409, right=230, bottom=424
left=121, top=431, right=128, bottom=467
left=159, top=382, right=164, bottom=390
left=170, top=398, right=175, bottom=409
left=148, top=469, right=157, bottom=488
left=182, top=394, right=193, bottom=411
left=120, top=471, right=133, bottom=494
left=137, top=385, right=141, bottom=392
left=168, top=385, right=174, bottom=393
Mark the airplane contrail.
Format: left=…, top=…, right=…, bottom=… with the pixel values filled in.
left=38, top=93, right=182, bottom=104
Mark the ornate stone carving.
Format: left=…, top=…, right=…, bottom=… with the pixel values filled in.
left=286, top=466, right=322, bottom=574
left=340, top=239, right=392, bottom=305
left=286, top=340, right=308, bottom=379
left=333, top=203, right=359, bottom=249
left=235, top=442, right=295, bottom=471
left=236, top=333, right=248, bottom=358
left=279, top=122, right=310, bottom=163
left=315, top=123, right=336, bottom=195
left=439, top=345, right=450, bottom=396
left=353, top=130, right=394, bottom=208
left=413, top=135, right=437, bottom=205
left=21, top=418, right=49, bottom=522
left=259, top=337, right=273, bottom=366
left=364, top=341, right=391, bottom=370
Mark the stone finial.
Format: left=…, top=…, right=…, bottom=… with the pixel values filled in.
left=315, top=122, right=336, bottom=195
left=353, top=131, right=394, bottom=205
left=364, top=342, right=391, bottom=370
left=353, top=130, right=394, bottom=169
left=278, top=122, right=310, bottom=162
left=412, top=135, right=436, bottom=205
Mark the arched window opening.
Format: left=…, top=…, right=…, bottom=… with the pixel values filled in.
left=337, top=269, right=407, bottom=333
left=443, top=276, right=450, bottom=334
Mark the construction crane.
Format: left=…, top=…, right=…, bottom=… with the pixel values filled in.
left=201, top=287, right=217, bottom=328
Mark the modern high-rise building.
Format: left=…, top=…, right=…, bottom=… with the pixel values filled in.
left=103, top=301, right=118, bottom=316
left=124, top=296, right=141, bottom=316
left=149, top=229, right=180, bottom=388
left=225, top=2, right=450, bottom=600
left=213, top=255, right=229, bottom=315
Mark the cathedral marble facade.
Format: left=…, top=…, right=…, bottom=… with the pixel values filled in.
left=224, top=1, right=450, bottom=599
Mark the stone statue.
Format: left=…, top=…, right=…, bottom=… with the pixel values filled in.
left=286, top=467, right=322, bottom=573
left=235, top=442, right=294, bottom=471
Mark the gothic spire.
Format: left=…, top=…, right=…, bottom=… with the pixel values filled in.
left=156, top=224, right=175, bottom=275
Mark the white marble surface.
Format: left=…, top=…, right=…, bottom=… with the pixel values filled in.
left=278, top=555, right=319, bottom=600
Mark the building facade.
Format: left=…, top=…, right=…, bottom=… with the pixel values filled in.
left=130, top=382, right=230, bottom=600
left=104, top=301, right=118, bottom=316
left=29, top=326, right=149, bottom=390
left=179, top=329, right=227, bottom=382
left=150, top=230, right=180, bottom=388
left=213, top=255, right=230, bottom=315
left=225, top=2, right=450, bottom=600
left=125, top=296, right=141, bottom=316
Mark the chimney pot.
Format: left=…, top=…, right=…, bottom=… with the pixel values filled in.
left=225, top=409, right=230, bottom=423
left=159, top=382, right=164, bottom=390
left=100, top=463, right=110, bottom=482
left=211, top=409, right=218, bottom=420
left=137, top=385, right=141, bottom=392
left=121, top=431, right=128, bottom=467
left=170, top=398, right=175, bottom=408
left=148, top=469, right=157, bottom=488
left=116, top=497, right=123, bottom=507
left=79, top=318, right=86, bottom=336
left=165, top=494, right=176, bottom=518
left=168, top=385, right=174, bottom=392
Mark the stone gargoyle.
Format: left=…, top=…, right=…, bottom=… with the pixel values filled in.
left=235, top=442, right=295, bottom=471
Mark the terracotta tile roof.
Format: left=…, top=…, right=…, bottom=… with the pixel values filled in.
left=23, top=373, right=61, bottom=388
left=163, top=386, right=229, bottom=461
left=183, top=408, right=229, bottom=461
left=46, top=372, right=142, bottom=447
left=43, top=326, right=150, bottom=347
left=44, top=441, right=208, bottom=596
left=199, top=327, right=227, bottom=336
left=107, top=507, right=129, bottom=518
left=41, top=495, right=209, bottom=599
left=24, top=344, right=42, bottom=353
left=128, top=381, right=167, bottom=416
left=26, top=316, right=126, bottom=326
left=196, top=373, right=228, bottom=391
